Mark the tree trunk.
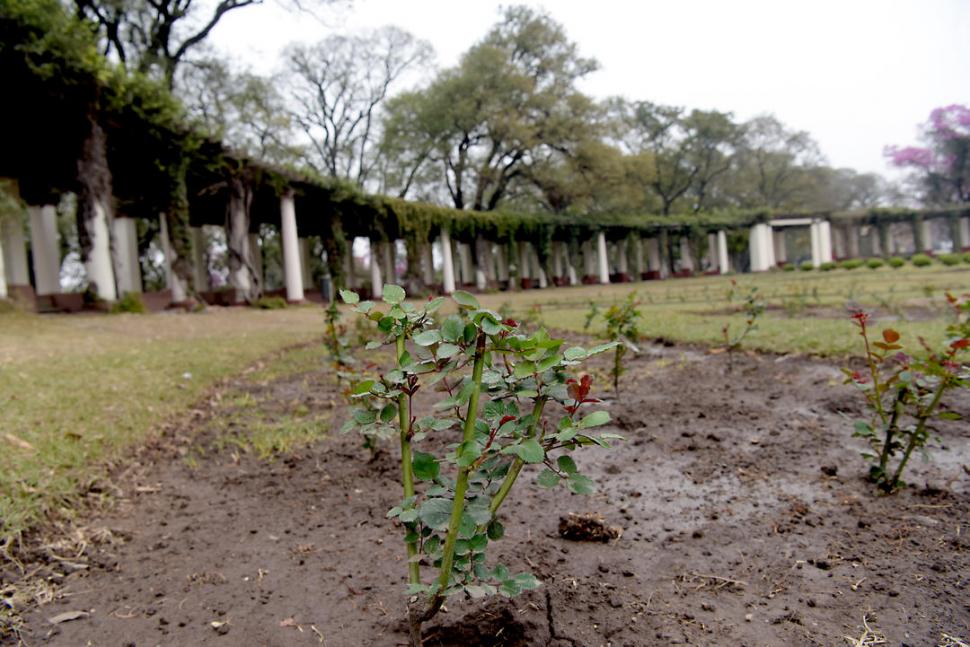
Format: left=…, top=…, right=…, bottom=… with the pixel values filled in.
left=225, top=176, right=260, bottom=303
left=76, top=110, right=117, bottom=301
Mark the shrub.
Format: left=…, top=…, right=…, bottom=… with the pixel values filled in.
left=340, top=286, right=620, bottom=644
left=603, top=293, right=641, bottom=395
left=963, top=252, right=970, bottom=264
left=111, top=292, right=146, bottom=314
left=255, top=296, right=287, bottom=309
left=911, top=253, right=932, bottom=267
left=840, top=259, right=864, bottom=270
left=799, top=261, right=814, bottom=271
left=844, top=301, right=969, bottom=492
left=820, top=261, right=836, bottom=271
left=782, top=263, right=795, bottom=272
left=938, top=253, right=961, bottom=266
left=866, top=258, right=884, bottom=270
left=888, top=256, right=906, bottom=268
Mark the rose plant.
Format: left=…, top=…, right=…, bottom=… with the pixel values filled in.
left=339, top=284, right=620, bottom=646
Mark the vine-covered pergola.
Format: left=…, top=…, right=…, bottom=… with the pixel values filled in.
left=2, top=0, right=969, bottom=308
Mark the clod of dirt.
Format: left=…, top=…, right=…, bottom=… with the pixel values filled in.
left=820, top=465, right=838, bottom=477
left=423, top=602, right=534, bottom=646
left=558, top=513, right=622, bottom=542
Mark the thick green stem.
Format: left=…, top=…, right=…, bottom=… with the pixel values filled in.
left=397, top=334, right=420, bottom=585
left=431, top=332, right=487, bottom=601
left=889, top=385, right=946, bottom=490
left=877, top=388, right=906, bottom=477
left=489, top=397, right=547, bottom=517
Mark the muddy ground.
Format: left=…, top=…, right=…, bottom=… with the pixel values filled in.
left=8, top=336, right=970, bottom=646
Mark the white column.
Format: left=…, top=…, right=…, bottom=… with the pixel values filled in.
left=440, top=228, right=456, bottom=294
left=831, top=225, right=846, bottom=259
left=159, top=214, right=187, bottom=303
left=191, top=227, right=208, bottom=293
left=552, top=241, right=564, bottom=280
left=474, top=238, right=489, bottom=291
left=280, top=192, right=304, bottom=302
left=819, top=220, right=833, bottom=263
left=808, top=223, right=821, bottom=267
left=1, top=215, right=29, bottom=288
left=381, top=241, right=394, bottom=284
left=920, top=219, right=933, bottom=252
left=369, top=239, right=383, bottom=299
left=847, top=225, right=861, bottom=258
left=635, top=237, right=646, bottom=279
left=532, top=245, right=548, bottom=288
left=646, top=237, right=661, bottom=273
left=28, top=205, right=60, bottom=295
left=678, top=236, right=694, bottom=272
left=459, top=243, right=474, bottom=287
left=617, top=239, right=629, bottom=277
left=596, top=232, right=610, bottom=285
left=227, top=199, right=252, bottom=298
left=750, top=224, right=774, bottom=272
left=581, top=240, right=594, bottom=278
left=959, top=217, right=970, bottom=250
left=85, top=202, right=117, bottom=301
left=717, top=230, right=730, bottom=274
left=495, top=244, right=509, bottom=284
left=112, top=217, right=141, bottom=295
left=707, top=233, right=718, bottom=271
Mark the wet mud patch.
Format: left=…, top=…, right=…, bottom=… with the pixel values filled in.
left=8, top=337, right=970, bottom=646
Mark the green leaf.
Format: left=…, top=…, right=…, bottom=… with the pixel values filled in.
left=567, top=473, right=595, bottom=494
left=557, top=455, right=578, bottom=474
left=579, top=411, right=610, bottom=429
left=481, top=317, right=502, bottom=336
left=537, top=354, right=563, bottom=372
left=339, top=289, right=359, bottom=304
left=419, top=498, right=454, bottom=530
left=353, top=409, right=377, bottom=425
left=487, top=520, right=505, bottom=540
left=379, top=403, right=397, bottom=423
left=587, top=342, right=619, bottom=356
left=457, top=440, right=482, bottom=467
left=399, top=509, right=419, bottom=523
left=414, top=330, right=442, bottom=346
left=469, top=534, right=488, bottom=551
left=352, top=380, right=374, bottom=395
left=536, top=469, right=561, bottom=488
left=437, top=343, right=461, bottom=359
left=364, top=341, right=382, bottom=350
left=465, top=499, right=492, bottom=525
left=503, top=438, right=544, bottom=463
left=425, top=297, right=446, bottom=313
left=452, top=290, right=480, bottom=309
left=513, top=361, right=536, bottom=379
left=563, top=346, right=587, bottom=361
left=412, top=452, right=440, bottom=481
left=382, top=284, right=405, bottom=305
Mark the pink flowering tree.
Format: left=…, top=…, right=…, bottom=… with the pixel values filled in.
left=885, top=104, right=970, bottom=204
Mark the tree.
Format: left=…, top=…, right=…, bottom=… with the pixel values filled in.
left=885, top=104, right=970, bottom=204
left=178, top=58, right=299, bottom=164
left=74, top=0, right=335, bottom=89
left=379, top=5, right=599, bottom=212
left=285, top=27, right=433, bottom=187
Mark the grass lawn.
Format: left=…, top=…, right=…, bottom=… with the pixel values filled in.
left=0, top=306, right=325, bottom=546
left=1, top=263, right=968, bottom=547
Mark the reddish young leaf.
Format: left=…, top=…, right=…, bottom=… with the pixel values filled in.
left=882, top=329, right=901, bottom=344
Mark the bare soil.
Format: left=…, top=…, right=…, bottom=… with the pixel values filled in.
left=9, top=338, right=970, bottom=646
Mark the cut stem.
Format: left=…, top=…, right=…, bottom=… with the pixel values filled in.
left=396, top=334, right=420, bottom=585
left=889, top=384, right=946, bottom=490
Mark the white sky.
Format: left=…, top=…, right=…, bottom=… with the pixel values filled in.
left=211, top=0, right=970, bottom=176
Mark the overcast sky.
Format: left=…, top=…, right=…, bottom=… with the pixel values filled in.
left=210, top=0, right=970, bottom=176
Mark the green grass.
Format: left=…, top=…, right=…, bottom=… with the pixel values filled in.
left=474, top=264, right=970, bottom=356
left=0, top=307, right=326, bottom=545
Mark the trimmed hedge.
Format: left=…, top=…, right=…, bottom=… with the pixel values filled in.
left=866, top=258, right=884, bottom=269
left=888, top=256, right=906, bottom=268
left=912, top=253, right=933, bottom=267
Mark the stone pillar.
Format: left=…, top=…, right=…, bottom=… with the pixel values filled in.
left=458, top=242, right=474, bottom=287
left=369, top=239, right=383, bottom=299
left=596, top=232, right=610, bottom=285
left=717, top=230, right=730, bottom=274
left=344, top=242, right=358, bottom=289
left=919, top=218, right=933, bottom=253
left=750, top=223, right=774, bottom=272
left=280, top=192, right=304, bottom=302
left=958, top=216, right=970, bottom=250
left=85, top=200, right=117, bottom=301
left=847, top=225, right=861, bottom=258
left=581, top=240, right=594, bottom=280
left=809, top=222, right=822, bottom=267
left=190, top=227, right=208, bottom=293
left=772, top=229, right=787, bottom=265
left=440, top=228, right=456, bottom=294
left=819, top=220, right=833, bottom=263
left=159, top=213, right=187, bottom=303
left=565, top=244, right=579, bottom=285
left=616, top=239, right=629, bottom=279
left=112, top=217, right=141, bottom=295
left=495, top=243, right=509, bottom=285
left=532, top=245, right=548, bottom=288
left=646, top=237, right=661, bottom=273
left=552, top=241, right=564, bottom=281
left=1, top=214, right=29, bottom=289
left=518, top=241, right=531, bottom=288
left=474, top=237, right=489, bottom=291
left=678, top=236, right=694, bottom=272
left=28, top=205, right=60, bottom=296
left=831, top=225, right=846, bottom=260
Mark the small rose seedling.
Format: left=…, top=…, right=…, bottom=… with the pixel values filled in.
left=844, top=301, right=969, bottom=493
left=339, top=285, right=620, bottom=646
left=721, top=281, right=764, bottom=371
left=601, top=293, right=641, bottom=395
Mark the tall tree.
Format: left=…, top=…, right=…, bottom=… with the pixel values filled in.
left=886, top=104, right=970, bottom=204
left=379, top=5, right=599, bottom=211
left=730, top=115, right=822, bottom=209
left=285, top=26, right=433, bottom=187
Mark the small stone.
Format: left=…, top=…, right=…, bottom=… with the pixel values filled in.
left=744, top=613, right=753, bottom=622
